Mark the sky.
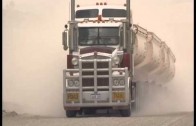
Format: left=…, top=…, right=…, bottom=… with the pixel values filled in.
left=3, top=0, right=193, bottom=116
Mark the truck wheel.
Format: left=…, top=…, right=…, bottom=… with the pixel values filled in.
left=83, top=108, right=96, bottom=115
left=120, top=106, right=131, bottom=117
left=66, top=110, right=77, bottom=117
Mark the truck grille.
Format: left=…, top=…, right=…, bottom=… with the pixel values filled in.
left=64, top=58, right=129, bottom=104
left=81, top=60, right=110, bottom=88
left=82, top=78, right=109, bottom=87
left=82, top=62, right=109, bottom=69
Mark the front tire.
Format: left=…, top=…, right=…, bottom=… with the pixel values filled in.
left=120, top=105, right=131, bottom=117
left=66, top=110, right=77, bottom=117
left=83, top=108, right=96, bottom=115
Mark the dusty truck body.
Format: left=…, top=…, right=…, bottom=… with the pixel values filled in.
left=62, top=0, right=176, bottom=117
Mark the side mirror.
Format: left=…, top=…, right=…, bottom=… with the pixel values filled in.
left=62, top=31, right=68, bottom=50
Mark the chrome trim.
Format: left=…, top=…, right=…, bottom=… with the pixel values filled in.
left=63, top=58, right=129, bottom=107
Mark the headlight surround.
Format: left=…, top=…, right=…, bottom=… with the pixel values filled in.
left=112, top=56, right=120, bottom=65
left=71, top=57, right=78, bottom=65
left=113, top=78, right=125, bottom=86
left=67, top=80, right=79, bottom=87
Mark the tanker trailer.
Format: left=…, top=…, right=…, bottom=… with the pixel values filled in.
left=130, top=25, right=176, bottom=85
left=127, top=25, right=176, bottom=111
left=62, top=0, right=176, bottom=117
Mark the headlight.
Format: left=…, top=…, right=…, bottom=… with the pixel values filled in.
left=113, top=79, right=119, bottom=86
left=68, top=80, right=79, bottom=87
left=74, top=80, right=79, bottom=87
left=113, top=79, right=125, bottom=86
left=119, top=79, right=125, bottom=85
left=68, top=80, right=74, bottom=87
left=72, top=57, right=78, bottom=65
left=112, top=56, right=120, bottom=65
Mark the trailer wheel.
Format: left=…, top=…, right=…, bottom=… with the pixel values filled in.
left=120, top=105, right=131, bottom=117
left=66, top=110, right=77, bottom=117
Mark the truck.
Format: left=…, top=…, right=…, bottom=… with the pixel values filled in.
left=62, top=0, right=176, bottom=117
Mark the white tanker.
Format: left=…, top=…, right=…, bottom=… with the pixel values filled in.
left=62, top=0, right=176, bottom=117
left=132, top=24, right=176, bottom=84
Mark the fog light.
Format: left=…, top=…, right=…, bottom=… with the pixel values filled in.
left=119, top=79, right=125, bottom=85
left=68, top=80, right=74, bottom=87
left=74, top=80, right=79, bottom=87
left=113, top=79, right=119, bottom=86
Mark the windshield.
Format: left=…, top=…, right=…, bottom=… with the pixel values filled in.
left=79, top=27, right=119, bottom=45
left=76, top=9, right=98, bottom=18
left=102, top=9, right=126, bottom=17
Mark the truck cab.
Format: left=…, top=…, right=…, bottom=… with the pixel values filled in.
left=62, top=1, right=135, bottom=117
left=75, top=3, right=127, bottom=20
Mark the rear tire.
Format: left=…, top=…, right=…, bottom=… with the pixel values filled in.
left=66, top=110, right=77, bottom=117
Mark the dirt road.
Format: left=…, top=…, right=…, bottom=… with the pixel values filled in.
left=3, top=111, right=193, bottom=126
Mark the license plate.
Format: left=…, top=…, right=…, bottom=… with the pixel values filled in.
left=67, top=93, right=79, bottom=102
left=91, top=94, right=101, bottom=99
left=112, top=92, right=125, bottom=100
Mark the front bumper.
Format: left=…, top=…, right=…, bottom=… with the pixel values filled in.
left=63, top=59, right=130, bottom=109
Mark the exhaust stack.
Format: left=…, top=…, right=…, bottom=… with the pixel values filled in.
left=126, top=0, right=131, bottom=28
left=69, top=0, right=77, bottom=52
left=71, top=0, right=75, bottom=21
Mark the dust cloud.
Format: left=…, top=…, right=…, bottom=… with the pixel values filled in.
left=131, top=0, right=193, bottom=115
left=3, top=0, right=69, bottom=117
left=3, top=0, right=193, bottom=117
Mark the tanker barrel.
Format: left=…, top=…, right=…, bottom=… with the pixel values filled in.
left=158, top=49, right=176, bottom=83
left=148, top=32, right=162, bottom=64
left=168, top=48, right=176, bottom=63
left=153, top=42, right=176, bottom=84
left=133, top=25, right=152, bottom=71
left=132, top=24, right=148, bottom=67
left=167, top=47, right=176, bottom=79
left=131, top=24, right=176, bottom=84
left=148, top=42, right=167, bottom=83
left=139, top=32, right=162, bottom=79
left=149, top=42, right=165, bottom=73
left=162, top=42, right=170, bottom=68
